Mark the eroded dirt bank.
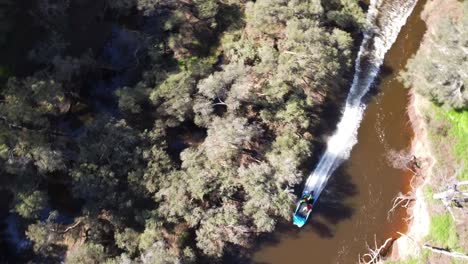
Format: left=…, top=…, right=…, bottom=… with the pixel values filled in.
left=389, top=91, right=433, bottom=261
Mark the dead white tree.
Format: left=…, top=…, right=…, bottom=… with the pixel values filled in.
left=433, top=180, right=468, bottom=222
left=387, top=192, right=415, bottom=221
left=359, top=235, right=394, bottom=264
left=434, top=181, right=468, bottom=201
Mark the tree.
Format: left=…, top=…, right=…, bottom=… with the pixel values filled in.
left=70, top=116, right=144, bottom=211
left=196, top=62, right=247, bottom=102
left=30, top=146, right=65, bottom=173
left=65, top=243, right=108, bottom=264
left=1, top=77, right=67, bottom=127
left=115, top=86, right=146, bottom=114
left=246, top=0, right=290, bottom=36
left=196, top=204, right=250, bottom=257
left=202, top=115, right=260, bottom=163
left=274, top=96, right=313, bottom=131
left=26, top=222, right=52, bottom=253
left=115, top=228, right=140, bottom=255
left=138, top=219, right=163, bottom=251
left=277, top=18, right=353, bottom=99
left=141, top=241, right=185, bottom=264
left=325, top=0, right=365, bottom=30
left=193, top=0, right=219, bottom=21
left=401, top=3, right=468, bottom=109
left=192, top=95, right=214, bottom=126
left=14, top=190, right=48, bottom=219
left=136, top=0, right=157, bottom=14
left=140, top=130, right=173, bottom=194
left=154, top=171, right=195, bottom=223
left=266, top=132, right=312, bottom=186
left=150, top=71, right=196, bottom=127
left=239, top=162, right=293, bottom=232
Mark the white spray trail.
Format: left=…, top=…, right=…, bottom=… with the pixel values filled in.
left=303, top=0, right=418, bottom=201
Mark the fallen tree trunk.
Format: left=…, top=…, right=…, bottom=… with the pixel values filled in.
left=433, top=181, right=468, bottom=200
left=433, top=181, right=468, bottom=221
left=396, top=232, right=468, bottom=260
left=422, top=244, right=468, bottom=260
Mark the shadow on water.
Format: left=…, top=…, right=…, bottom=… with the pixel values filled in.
left=362, top=64, right=395, bottom=105
left=311, top=163, right=358, bottom=226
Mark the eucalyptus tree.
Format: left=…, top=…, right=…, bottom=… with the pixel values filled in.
left=401, top=3, right=468, bottom=109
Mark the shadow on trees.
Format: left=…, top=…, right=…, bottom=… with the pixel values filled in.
left=166, top=121, right=207, bottom=166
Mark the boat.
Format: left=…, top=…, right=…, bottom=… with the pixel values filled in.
left=292, top=192, right=315, bottom=227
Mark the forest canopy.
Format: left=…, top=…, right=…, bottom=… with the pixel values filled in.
left=0, top=0, right=364, bottom=262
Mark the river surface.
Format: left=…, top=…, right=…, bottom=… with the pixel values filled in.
left=252, top=0, right=427, bottom=263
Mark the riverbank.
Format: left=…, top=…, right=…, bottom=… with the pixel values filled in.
left=390, top=91, right=468, bottom=264
left=387, top=0, right=468, bottom=262
left=388, top=91, right=432, bottom=262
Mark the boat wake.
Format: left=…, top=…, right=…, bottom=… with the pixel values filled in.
left=302, top=0, right=418, bottom=203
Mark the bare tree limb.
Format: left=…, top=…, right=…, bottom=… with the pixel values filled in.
left=60, top=220, right=83, bottom=234
left=422, top=244, right=468, bottom=260
left=388, top=192, right=415, bottom=221
left=359, top=235, right=394, bottom=264
left=433, top=180, right=468, bottom=222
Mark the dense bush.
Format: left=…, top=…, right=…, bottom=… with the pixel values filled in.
left=0, top=0, right=364, bottom=262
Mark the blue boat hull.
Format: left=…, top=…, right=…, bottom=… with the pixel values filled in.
left=292, top=198, right=313, bottom=227
left=293, top=213, right=308, bottom=227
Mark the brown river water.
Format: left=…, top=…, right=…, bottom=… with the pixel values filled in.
left=252, top=0, right=427, bottom=263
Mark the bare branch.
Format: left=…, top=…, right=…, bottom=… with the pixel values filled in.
left=422, top=244, right=468, bottom=260
left=433, top=181, right=468, bottom=222
left=60, top=220, right=83, bottom=234
left=359, top=235, right=394, bottom=264
left=388, top=192, right=415, bottom=221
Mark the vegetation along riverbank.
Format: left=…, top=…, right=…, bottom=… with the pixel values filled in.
left=387, top=0, right=468, bottom=263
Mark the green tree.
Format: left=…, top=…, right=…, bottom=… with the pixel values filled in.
left=70, top=116, right=144, bottom=211
left=196, top=204, right=250, bottom=257
left=239, top=162, right=293, bottom=232
left=325, top=0, right=365, bottom=29
left=401, top=3, right=468, bottom=109
left=115, top=228, right=140, bottom=255
left=26, top=222, right=52, bottom=253
left=14, top=190, right=48, bottom=219
left=65, top=243, right=108, bottom=264
left=202, top=115, right=260, bottom=162
left=115, top=84, right=148, bottom=114
left=266, top=132, right=312, bottom=186
left=0, top=77, right=67, bottom=127
left=194, top=0, right=219, bottom=20
left=150, top=71, right=196, bottom=127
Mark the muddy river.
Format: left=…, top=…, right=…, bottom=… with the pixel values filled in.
left=252, top=0, right=427, bottom=263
